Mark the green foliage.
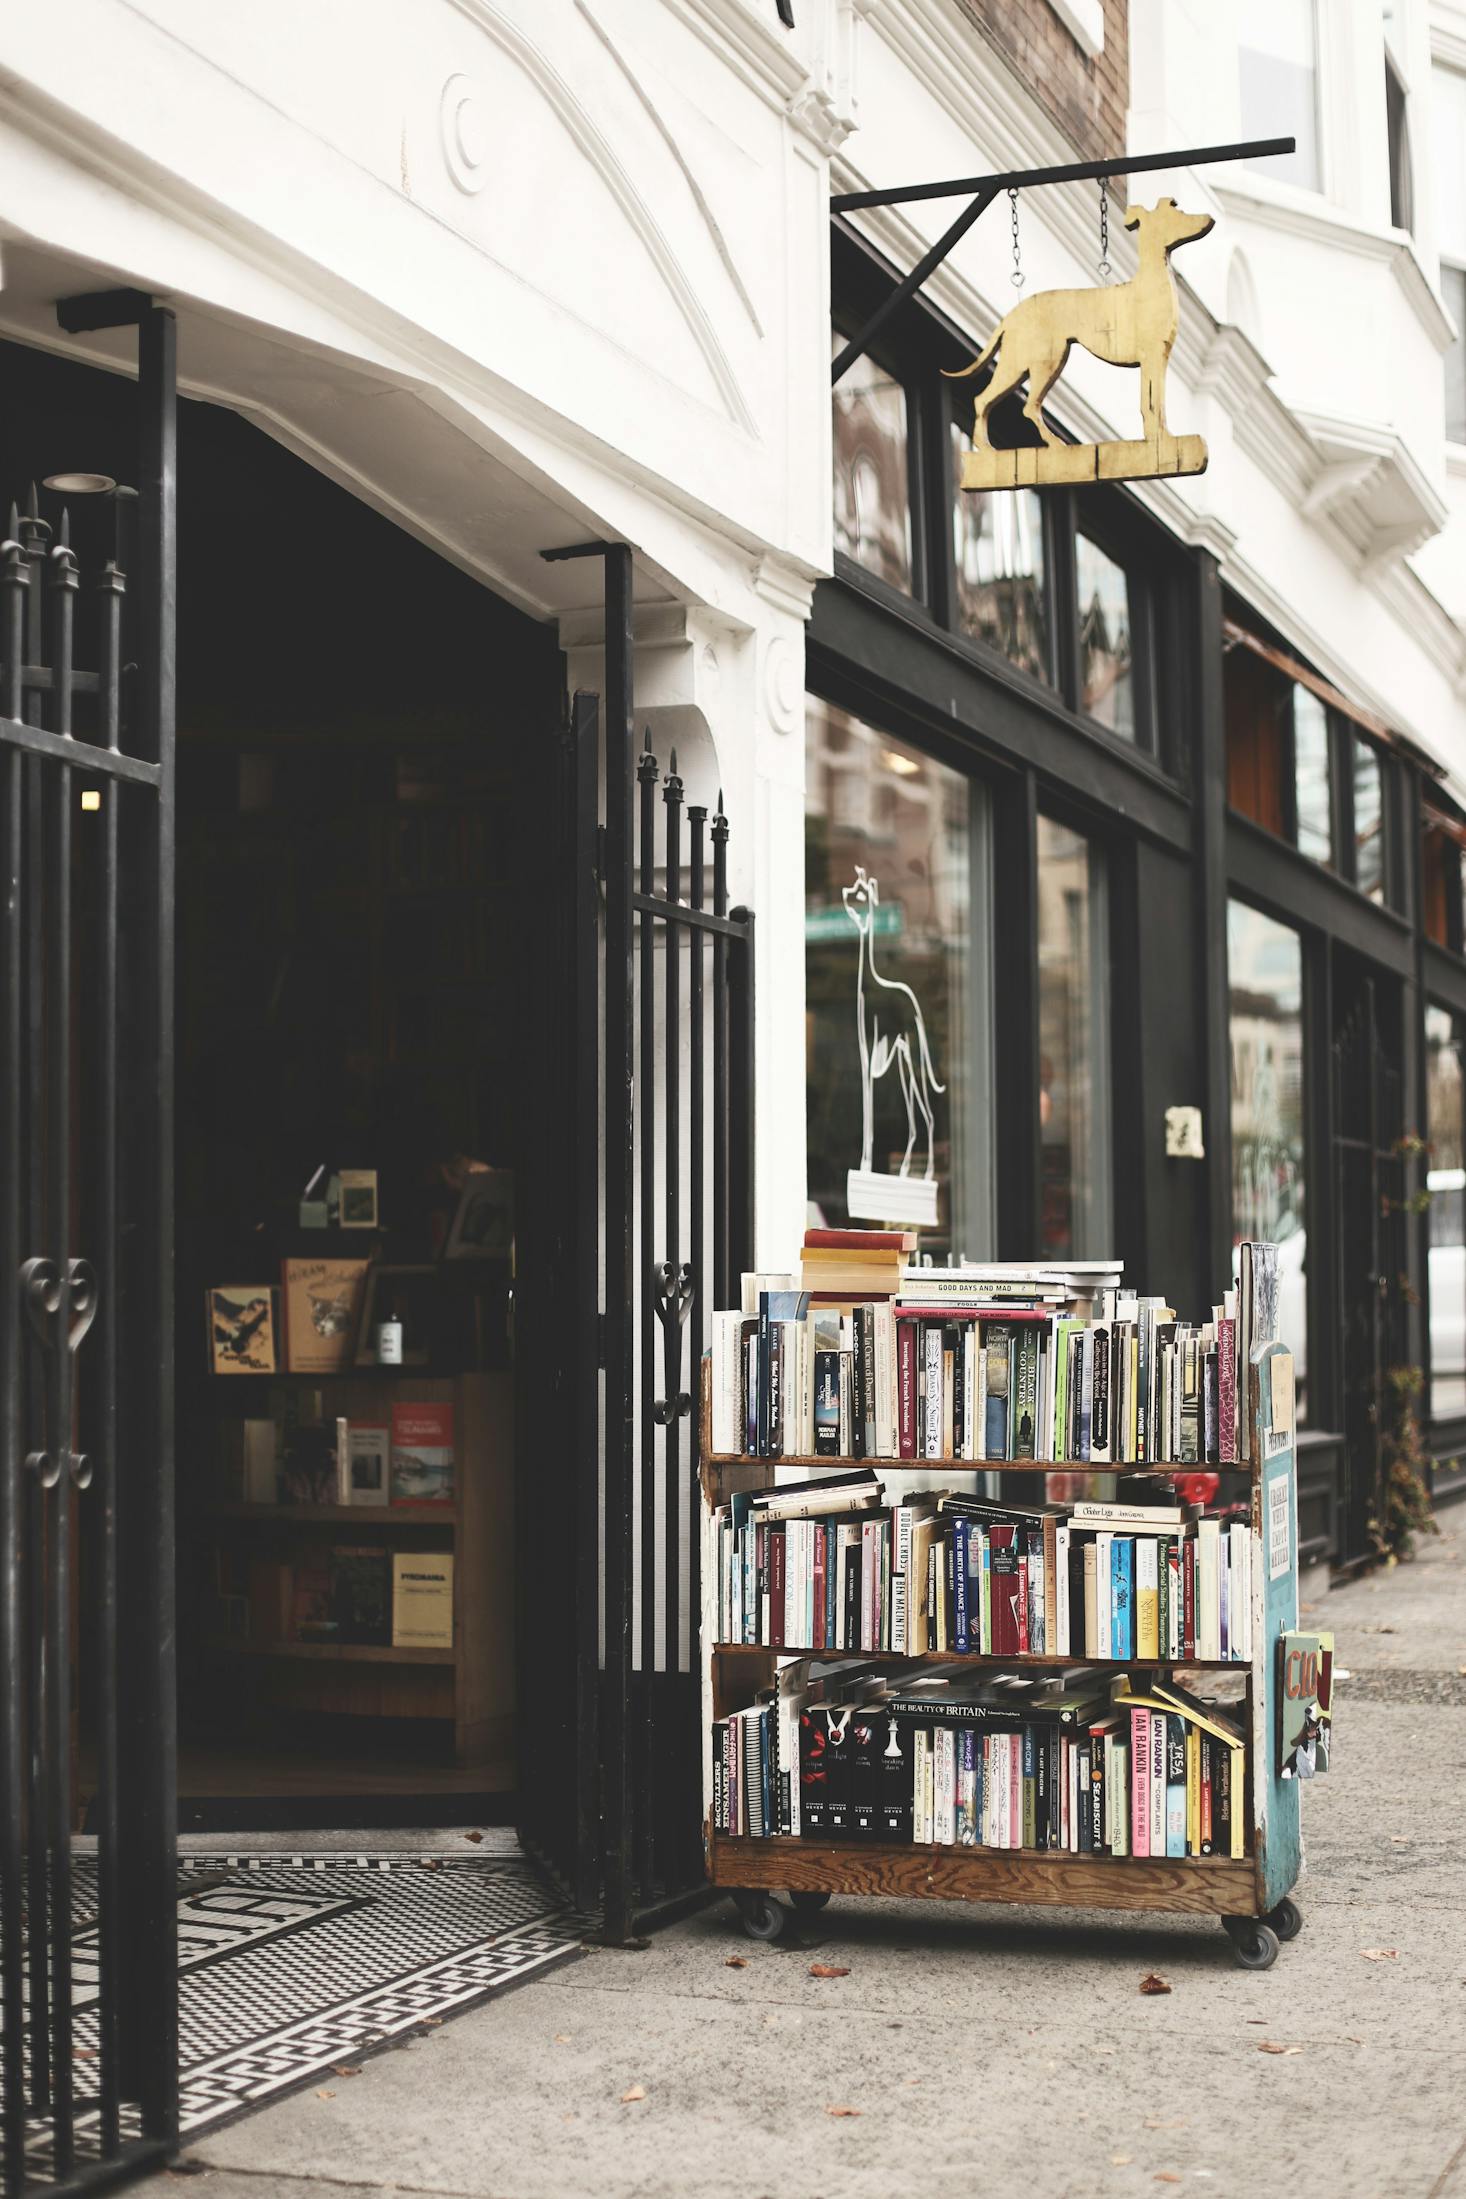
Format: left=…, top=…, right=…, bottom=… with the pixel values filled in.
left=1369, top=1362, right=1440, bottom=1563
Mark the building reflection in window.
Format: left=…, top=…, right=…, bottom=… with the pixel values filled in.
left=1228, top=900, right=1308, bottom=1418
left=1293, top=688, right=1333, bottom=865
left=1075, top=532, right=1135, bottom=740
left=1037, top=817, right=1112, bottom=1259
left=804, top=698, right=992, bottom=1258
left=948, top=419, right=1048, bottom=681
left=1426, top=1005, right=1466, bottom=1421
left=832, top=339, right=913, bottom=592
left=1354, top=736, right=1385, bottom=902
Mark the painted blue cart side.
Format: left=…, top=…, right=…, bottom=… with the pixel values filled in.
left=1252, top=1341, right=1302, bottom=1913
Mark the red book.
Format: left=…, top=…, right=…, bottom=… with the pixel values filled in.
left=898, top=1325, right=917, bottom=1458
left=389, top=1403, right=454, bottom=1506
left=988, top=1524, right=1020, bottom=1657
left=1217, top=1316, right=1237, bottom=1462
left=804, top=1228, right=916, bottom=1251
left=769, top=1526, right=785, bottom=1650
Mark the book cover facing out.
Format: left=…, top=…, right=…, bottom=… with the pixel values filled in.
left=392, top=1551, right=454, bottom=1648
left=390, top=1403, right=455, bottom=1505
left=347, top=1423, right=391, bottom=1506
left=1279, top=1630, right=1333, bottom=1778
left=208, top=1287, right=278, bottom=1375
left=281, top=1258, right=369, bottom=1375
left=333, top=1546, right=391, bottom=1645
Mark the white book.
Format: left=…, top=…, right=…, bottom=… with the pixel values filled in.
left=934, top=1727, right=956, bottom=1845
left=1109, top=1739, right=1129, bottom=1857
left=913, top=1732, right=929, bottom=1845
left=1067, top=1738, right=1081, bottom=1853
left=1096, top=1531, right=1112, bottom=1659
left=1197, top=1517, right=1221, bottom=1661
left=1055, top=1524, right=1071, bottom=1657
left=963, top=1327, right=976, bottom=1459
left=923, top=1325, right=943, bottom=1458
left=995, top=1734, right=1010, bottom=1851
left=711, top=1310, right=746, bottom=1455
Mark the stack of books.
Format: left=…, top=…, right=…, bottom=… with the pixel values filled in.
left=708, top=1241, right=1279, bottom=1465
left=711, top=1660, right=1245, bottom=1860
left=712, top=1479, right=1252, bottom=1663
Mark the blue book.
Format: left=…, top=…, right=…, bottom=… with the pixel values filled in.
left=1111, top=1536, right=1135, bottom=1660
left=953, top=1519, right=970, bottom=1652
left=984, top=1394, right=1007, bottom=1458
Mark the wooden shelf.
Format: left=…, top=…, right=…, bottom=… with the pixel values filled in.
left=710, top=1644, right=1242, bottom=1672
left=205, top=1637, right=454, bottom=1666
left=707, top=1833, right=1256, bottom=1915
left=207, top=1503, right=458, bottom=1526
left=702, top=1450, right=1229, bottom=1474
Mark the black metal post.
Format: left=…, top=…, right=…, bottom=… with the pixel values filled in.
left=115, top=303, right=178, bottom=2139
left=569, top=691, right=602, bottom=1915
left=684, top=802, right=706, bottom=1883
left=636, top=733, right=658, bottom=1901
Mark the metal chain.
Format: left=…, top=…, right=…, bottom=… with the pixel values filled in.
left=1009, top=188, right=1024, bottom=290
left=1098, top=181, right=1111, bottom=283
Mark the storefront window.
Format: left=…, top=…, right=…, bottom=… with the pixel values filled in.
left=1353, top=737, right=1385, bottom=901
left=1075, top=532, right=1135, bottom=740
left=1427, top=1006, right=1466, bottom=1420
left=1293, top=688, right=1333, bottom=865
left=948, top=420, right=1048, bottom=681
left=1228, top=901, right=1308, bottom=1418
left=1238, top=0, right=1321, bottom=191
left=805, top=698, right=992, bottom=1257
left=1037, top=818, right=1111, bottom=1259
left=1435, top=65, right=1466, bottom=439
left=832, top=338, right=913, bottom=593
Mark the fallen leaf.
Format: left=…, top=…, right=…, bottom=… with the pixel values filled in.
left=1139, top=1972, right=1172, bottom=1995
left=1257, top=2043, right=1303, bottom=2055
left=1345, top=2036, right=1364, bottom=2045
left=1112, top=2154, right=1133, bottom=2167
left=1246, top=2018, right=1267, bottom=2025
left=809, top=1964, right=850, bottom=1979
left=315, top=2088, right=336, bottom=2100
left=905, top=2077, right=923, bottom=2087
left=825, top=2105, right=861, bottom=2118
left=620, top=2086, right=646, bottom=2104
left=1360, top=1948, right=1399, bottom=1961
left=554, top=2034, right=573, bottom=2043
left=464, top=1829, right=484, bottom=1843
left=724, top=1957, right=747, bottom=1970
left=418, top=2015, right=443, bottom=2026
left=331, top=2065, right=361, bottom=2078
left=1155, top=2178, right=1182, bottom=2187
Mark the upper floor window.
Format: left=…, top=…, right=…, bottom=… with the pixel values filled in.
left=1432, top=64, right=1466, bottom=441
left=1352, top=736, right=1385, bottom=901
left=1422, top=804, right=1466, bottom=951
left=1238, top=0, right=1321, bottom=192
left=831, top=335, right=913, bottom=593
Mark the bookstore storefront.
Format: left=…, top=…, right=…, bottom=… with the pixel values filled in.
left=812, top=223, right=1450, bottom=1578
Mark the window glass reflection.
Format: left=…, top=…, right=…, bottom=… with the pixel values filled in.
left=1354, top=738, right=1385, bottom=901
left=832, top=338, right=913, bottom=592
left=1038, top=817, right=1112, bottom=1259
left=1075, top=532, right=1135, bottom=740
left=1293, top=688, right=1332, bottom=864
left=948, top=419, right=1048, bottom=681
left=805, top=698, right=991, bottom=1257
left=1228, top=900, right=1308, bottom=1418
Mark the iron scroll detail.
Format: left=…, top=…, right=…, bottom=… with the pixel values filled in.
left=652, top=1260, right=694, bottom=1424
left=19, top=1255, right=98, bottom=1486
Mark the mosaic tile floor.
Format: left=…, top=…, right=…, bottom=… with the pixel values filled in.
left=14, top=1849, right=588, bottom=2174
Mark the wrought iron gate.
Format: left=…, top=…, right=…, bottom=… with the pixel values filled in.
left=522, top=542, right=754, bottom=1937
left=1, top=302, right=177, bottom=2194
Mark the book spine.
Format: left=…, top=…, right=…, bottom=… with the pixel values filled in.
left=1149, top=1710, right=1167, bottom=1857
left=897, top=1324, right=916, bottom=1459
left=1131, top=1706, right=1150, bottom=1858
left=923, top=1324, right=943, bottom=1459
left=1218, top=1314, right=1237, bottom=1463
left=1090, top=1323, right=1111, bottom=1463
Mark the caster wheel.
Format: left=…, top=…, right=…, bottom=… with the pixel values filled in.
left=789, top=1890, right=831, bottom=1914
left=1229, top=1921, right=1280, bottom=1971
left=736, top=1894, right=787, bottom=1943
left=1267, top=1897, right=1302, bottom=1943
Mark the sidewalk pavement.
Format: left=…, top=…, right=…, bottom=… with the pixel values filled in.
left=148, top=1509, right=1466, bottom=2199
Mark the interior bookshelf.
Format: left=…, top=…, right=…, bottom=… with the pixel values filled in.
left=698, top=1342, right=1306, bottom=1967
left=196, top=1370, right=513, bottom=1768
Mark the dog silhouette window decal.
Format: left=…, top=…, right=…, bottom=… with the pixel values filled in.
left=947, top=197, right=1215, bottom=492
left=842, top=866, right=945, bottom=1229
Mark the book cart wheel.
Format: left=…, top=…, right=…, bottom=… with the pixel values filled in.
left=1266, top=1897, right=1302, bottom=1942
left=1223, top=1917, right=1280, bottom=1970
left=733, top=1891, right=787, bottom=1942
left=788, top=1890, right=832, bottom=1914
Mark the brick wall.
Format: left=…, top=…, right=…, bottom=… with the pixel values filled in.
left=957, top=0, right=1129, bottom=170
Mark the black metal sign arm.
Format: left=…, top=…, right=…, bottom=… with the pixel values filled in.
left=830, top=134, right=1293, bottom=386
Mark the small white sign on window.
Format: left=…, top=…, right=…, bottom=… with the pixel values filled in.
left=1267, top=1468, right=1292, bottom=1582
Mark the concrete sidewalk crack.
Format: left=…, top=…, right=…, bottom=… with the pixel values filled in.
left=180, top=2162, right=515, bottom=2199
left=1428, top=2130, right=1466, bottom=2198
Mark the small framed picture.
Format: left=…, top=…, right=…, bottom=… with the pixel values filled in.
left=445, top=1169, right=514, bottom=1261
left=354, top=1264, right=439, bottom=1369
left=208, top=1287, right=278, bottom=1375
left=338, top=1169, right=379, bottom=1229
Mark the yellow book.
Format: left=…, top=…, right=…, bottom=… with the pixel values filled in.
left=1136, top=1538, right=1159, bottom=1659
left=1186, top=1725, right=1200, bottom=1854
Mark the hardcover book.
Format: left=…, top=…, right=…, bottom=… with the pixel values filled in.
left=281, top=1258, right=369, bottom=1376
left=390, top=1402, right=455, bottom=1506
left=208, top=1287, right=278, bottom=1376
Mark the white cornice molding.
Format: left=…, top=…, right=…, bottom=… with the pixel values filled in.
left=1214, top=181, right=1456, bottom=354
left=1430, top=23, right=1466, bottom=72
left=752, top=552, right=820, bottom=620
left=660, top=0, right=810, bottom=109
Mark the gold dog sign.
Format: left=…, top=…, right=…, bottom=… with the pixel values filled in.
left=948, top=197, right=1213, bottom=490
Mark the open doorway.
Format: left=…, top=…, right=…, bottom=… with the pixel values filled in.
left=0, top=336, right=564, bottom=1832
